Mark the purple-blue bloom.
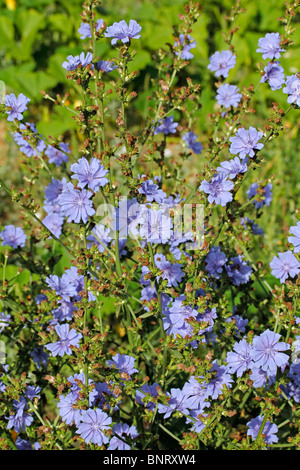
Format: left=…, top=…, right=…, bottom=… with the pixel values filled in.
left=135, top=382, right=161, bottom=411
left=62, top=52, right=93, bottom=71
left=174, top=34, right=196, bottom=60
left=30, top=346, right=49, bottom=369
left=205, top=246, right=228, bottom=279
left=215, top=83, right=242, bottom=108
left=70, top=157, right=109, bottom=192
left=249, top=329, right=290, bottom=376
left=105, top=20, right=141, bottom=45
left=13, top=122, right=46, bottom=157
left=225, top=255, right=252, bottom=286
left=108, top=423, right=139, bottom=450
left=0, top=312, right=11, bottom=333
left=57, top=393, right=82, bottom=426
left=270, top=250, right=300, bottom=283
left=182, top=131, right=203, bottom=154
left=207, top=50, right=236, bottom=78
left=163, top=294, right=198, bottom=339
left=45, top=323, right=82, bottom=357
left=206, top=360, right=233, bottom=400
left=96, top=60, right=117, bottom=73
left=154, top=116, right=178, bottom=135
left=256, top=32, right=285, bottom=60
left=138, top=179, right=166, bottom=203
left=229, top=126, right=264, bottom=158
left=157, top=388, right=191, bottom=419
left=4, top=93, right=30, bottom=121
left=182, top=376, right=210, bottom=411
left=58, top=183, right=96, bottom=224
left=260, top=61, right=285, bottom=90
left=107, top=353, right=138, bottom=378
left=154, top=253, right=184, bottom=288
left=78, top=19, right=104, bottom=39
left=45, top=142, right=70, bottom=167
left=199, top=173, right=234, bottom=207
left=247, top=415, right=278, bottom=444
left=43, top=213, right=64, bottom=239
left=6, top=397, right=34, bottom=433
left=247, top=182, right=273, bottom=209
left=76, top=409, right=112, bottom=446
left=0, top=225, right=27, bottom=249
left=87, top=224, right=112, bottom=253
left=288, top=222, right=300, bottom=253
left=283, top=74, right=300, bottom=107
left=216, top=156, right=248, bottom=179
left=226, top=339, right=252, bottom=377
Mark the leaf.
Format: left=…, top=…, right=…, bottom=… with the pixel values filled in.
left=0, top=81, right=5, bottom=104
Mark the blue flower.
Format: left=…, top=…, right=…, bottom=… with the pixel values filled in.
left=107, top=353, right=138, bottom=378
left=6, top=397, right=34, bottom=433
left=250, top=329, right=290, bottom=376
left=0, top=225, right=26, bottom=249
left=174, top=34, right=196, bottom=60
left=260, top=61, right=285, bottom=91
left=216, top=156, right=248, bottom=179
left=139, top=206, right=173, bottom=244
left=138, top=179, right=166, bottom=203
left=0, top=312, right=11, bottom=333
left=58, top=183, right=96, bottom=224
left=45, top=323, right=82, bottom=357
left=30, top=346, right=49, bottom=369
left=108, top=423, right=139, bottom=450
left=226, top=339, right=252, bottom=377
left=247, top=182, right=272, bottom=209
left=43, top=213, right=64, bottom=239
left=199, top=173, right=234, bottom=207
left=163, top=294, right=198, bottom=338
left=207, top=50, right=236, bottom=78
left=96, top=60, right=117, bottom=73
left=232, top=261, right=251, bottom=290
left=155, top=253, right=184, bottom=287
left=206, top=360, right=233, bottom=400
left=4, top=93, right=30, bottom=121
left=270, top=250, right=300, bottom=283
left=105, top=20, right=142, bottom=45
left=45, top=142, right=70, bottom=167
left=76, top=409, right=112, bottom=446
left=154, top=115, right=178, bottom=135
left=13, top=122, right=46, bottom=157
left=256, top=32, right=285, bottom=60
left=240, top=217, right=264, bottom=235
left=78, top=19, right=104, bottom=39
left=62, top=52, right=93, bottom=71
left=283, top=74, right=300, bottom=107
left=225, top=255, right=252, bottom=286
left=182, top=131, right=203, bottom=154
left=135, top=382, right=161, bottom=411
left=229, top=126, right=264, bottom=158
left=182, top=376, right=210, bottom=411
left=87, top=224, right=112, bottom=253
left=57, top=393, right=82, bottom=426
left=205, top=246, right=228, bottom=279
left=288, top=222, right=300, bottom=253
left=70, top=157, right=109, bottom=193
left=215, top=83, right=242, bottom=108
left=157, top=388, right=191, bottom=419
left=247, top=415, right=278, bottom=444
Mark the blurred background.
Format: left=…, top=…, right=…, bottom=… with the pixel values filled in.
left=0, top=0, right=299, bottom=252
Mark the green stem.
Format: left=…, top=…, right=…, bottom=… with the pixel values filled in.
left=0, top=178, right=73, bottom=256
